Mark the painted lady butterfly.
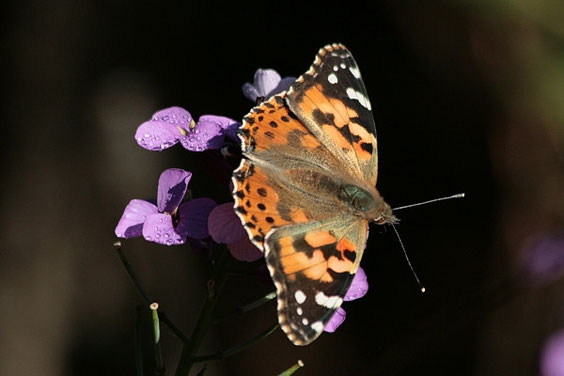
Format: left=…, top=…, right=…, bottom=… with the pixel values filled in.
left=232, top=43, right=397, bottom=345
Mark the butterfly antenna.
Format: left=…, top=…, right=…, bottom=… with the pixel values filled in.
left=390, top=223, right=425, bottom=293
left=393, top=193, right=465, bottom=211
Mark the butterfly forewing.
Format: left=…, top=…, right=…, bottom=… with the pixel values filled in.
left=286, top=43, right=379, bottom=186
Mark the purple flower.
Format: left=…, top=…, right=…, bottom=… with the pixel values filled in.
left=541, top=329, right=564, bottom=376
left=242, top=69, right=296, bottom=103
left=115, top=168, right=217, bottom=245
left=519, top=233, right=564, bottom=286
left=135, top=107, right=240, bottom=152
left=208, top=203, right=263, bottom=262
left=324, top=267, right=369, bottom=333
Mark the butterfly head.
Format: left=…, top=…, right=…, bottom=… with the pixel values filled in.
left=374, top=202, right=398, bottom=225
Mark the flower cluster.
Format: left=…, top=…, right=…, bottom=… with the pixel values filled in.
left=115, top=69, right=367, bottom=333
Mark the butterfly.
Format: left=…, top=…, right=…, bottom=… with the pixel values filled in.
left=231, top=43, right=397, bottom=345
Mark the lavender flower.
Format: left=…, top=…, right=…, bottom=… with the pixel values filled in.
left=541, top=329, right=564, bottom=376
left=519, top=233, right=564, bottom=286
left=135, top=107, right=240, bottom=152
left=242, top=69, right=296, bottom=103
left=115, top=168, right=216, bottom=245
left=207, top=203, right=263, bottom=262
left=324, top=267, right=369, bottom=332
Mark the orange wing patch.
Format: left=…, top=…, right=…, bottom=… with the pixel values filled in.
left=271, top=228, right=361, bottom=284
left=265, top=218, right=368, bottom=345
left=232, top=160, right=291, bottom=248
left=240, top=94, right=321, bottom=152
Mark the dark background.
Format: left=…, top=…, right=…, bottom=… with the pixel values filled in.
left=2, top=1, right=564, bottom=375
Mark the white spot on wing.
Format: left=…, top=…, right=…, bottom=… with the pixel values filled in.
left=296, top=307, right=303, bottom=315
left=311, top=321, right=324, bottom=333
left=315, top=291, right=343, bottom=308
left=340, top=63, right=346, bottom=69
left=302, top=318, right=309, bottom=325
left=333, top=65, right=339, bottom=71
left=328, top=73, right=338, bottom=84
left=346, top=87, right=372, bottom=110
left=295, top=290, right=306, bottom=304
left=349, top=66, right=361, bottom=79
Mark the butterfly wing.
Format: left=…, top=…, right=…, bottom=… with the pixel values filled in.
left=233, top=94, right=351, bottom=249
left=265, top=217, right=368, bottom=345
left=286, top=43, right=378, bottom=186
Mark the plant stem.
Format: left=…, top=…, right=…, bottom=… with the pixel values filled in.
left=278, top=360, right=305, bottom=376
left=174, top=250, right=230, bottom=376
left=191, top=322, right=279, bottom=363
left=150, top=303, right=166, bottom=375
left=115, top=241, right=189, bottom=343
left=213, top=291, right=276, bottom=324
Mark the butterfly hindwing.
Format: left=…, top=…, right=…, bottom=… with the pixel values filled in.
left=265, top=217, right=368, bottom=345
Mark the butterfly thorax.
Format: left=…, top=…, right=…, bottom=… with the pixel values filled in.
left=338, top=183, right=397, bottom=224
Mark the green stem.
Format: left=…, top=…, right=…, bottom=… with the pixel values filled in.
left=192, top=322, right=279, bottom=363
left=115, top=241, right=151, bottom=302
left=213, top=291, right=276, bottom=324
left=278, top=360, right=305, bottom=376
left=115, top=241, right=189, bottom=343
left=150, top=303, right=165, bottom=375
left=174, top=250, right=231, bottom=376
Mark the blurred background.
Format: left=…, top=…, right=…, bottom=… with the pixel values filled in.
left=2, top=1, right=564, bottom=375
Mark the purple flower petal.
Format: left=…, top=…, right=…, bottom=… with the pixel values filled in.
left=152, top=107, right=193, bottom=124
left=208, top=203, right=263, bottom=261
left=242, top=69, right=296, bottom=102
left=135, top=107, right=194, bottom=151
left=253, top=69, right=281, bottom=98
left=541, top=329, right=564, bottom=376
left=324, top=307, right=346, bottom=333
left=344, top=266, right=368, bottom=301
left=142, top=213, right=185, bottom=245
left=157, top=168, right=191, bottom=213
left=198, top=115, right=241, bottom=142
left=135, top=121, right=181, bottom=151
left=176, top=198, right=217, bottom=239
left=242, top=83, right=261, bottom=103
left=227, top=235, right=263, bottom=262
left=274, top=76, right=296, bottom=95
left=208, top=203, right=246, bottom=244
left=115, top=199, right=159, bottom=238
left=180, top=118, right=225, bottom=151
